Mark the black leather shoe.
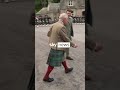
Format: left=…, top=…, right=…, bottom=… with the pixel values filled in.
left=66, top=56, right=73, bottom=60
left=43, top=78, right=54, bottom=82
left=65, top=68, right=73, bottom=73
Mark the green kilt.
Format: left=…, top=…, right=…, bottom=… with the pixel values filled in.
left=47, top=49, right=65, bottom=67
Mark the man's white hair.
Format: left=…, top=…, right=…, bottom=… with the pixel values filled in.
left=59, top=13, right=68, bottom=20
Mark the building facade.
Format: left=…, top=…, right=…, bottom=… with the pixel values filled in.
left=60, top=0, right=85, bottom=17
left=36, top=0, right=85, bottom=21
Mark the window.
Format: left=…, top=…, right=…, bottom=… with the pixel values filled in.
left=68, top=0, right=73, bottom=6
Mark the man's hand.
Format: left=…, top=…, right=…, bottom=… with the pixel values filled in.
left=73, top=44, right=78, bottom=48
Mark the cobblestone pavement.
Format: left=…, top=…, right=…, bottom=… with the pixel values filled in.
left=35, top=24, right=85, bottom=90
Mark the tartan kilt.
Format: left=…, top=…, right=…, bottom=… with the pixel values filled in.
left=47, top=49, right=65, bottom=67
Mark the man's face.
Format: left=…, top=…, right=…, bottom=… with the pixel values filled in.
left=66, top=11, right=72, bottom=17
left=63, top=18, right=68, bottom=25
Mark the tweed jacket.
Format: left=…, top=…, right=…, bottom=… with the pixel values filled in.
left=65, top=17, right=74, bottom=40
left=47, top=22, right=75, bottom=51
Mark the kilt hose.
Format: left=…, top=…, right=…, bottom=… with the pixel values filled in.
left=47, top=49, right=65, bottom=67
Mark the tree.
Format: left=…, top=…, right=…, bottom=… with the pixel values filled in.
left=35, top=0, right=48, bottom=12
left=35, top=0, right=60, bottom=13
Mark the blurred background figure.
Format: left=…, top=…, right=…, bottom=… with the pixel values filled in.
left=85, top=0, right=103, bottom=81
left=65, top=9, right=74, bottom=60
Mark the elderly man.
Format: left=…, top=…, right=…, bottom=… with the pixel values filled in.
left=65, top=9, right=74, bottom=60
left=43, top=13, right=77, bottom=82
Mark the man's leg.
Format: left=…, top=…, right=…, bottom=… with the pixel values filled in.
left=43, top=65, right=54, bottom=82
left=66, top=48, right=69, bottom=57
left=66, top=49, right=73, bottom=60
left=62, top=61, right=73, bottom=73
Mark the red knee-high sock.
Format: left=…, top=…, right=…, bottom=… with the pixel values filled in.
left=44, top=65, right=54, bottom=79
left=62, top=61, right=68, bottom=70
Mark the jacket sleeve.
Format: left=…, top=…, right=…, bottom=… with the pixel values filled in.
left=47, top=26, right=53, bottom=37
left=59, top=27, right=75, bottom=47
